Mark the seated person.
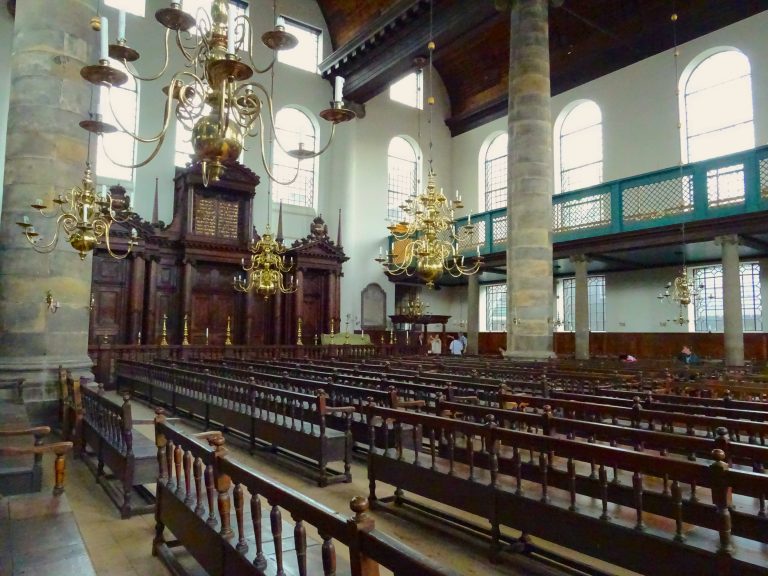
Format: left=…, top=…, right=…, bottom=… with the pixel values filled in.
left=677, top=345, right=699, bottom=364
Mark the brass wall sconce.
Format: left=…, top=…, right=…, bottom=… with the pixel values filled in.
left=45, top=290, right=59, bottom=314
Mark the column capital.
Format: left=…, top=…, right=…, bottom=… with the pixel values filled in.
left=714, top=234, right=740, bottom=247
left=569, top=254, right=590, bottom=264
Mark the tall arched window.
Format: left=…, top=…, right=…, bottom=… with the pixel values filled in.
left=557, top=100, right=602, bottom=194
left=387, top=137, right=419, bottom=221
left=682, top=50, right=754, bottom=163
left=273, top=108, right=317, bottom=208
left=96, top=58, right=137, bottom=183
left=483, top=133, right=507, bottom=210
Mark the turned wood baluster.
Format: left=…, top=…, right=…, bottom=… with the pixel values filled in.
left=413, top=423, right=421, bottom=466
left=567, top=457, right=577, bottom=511
left=487, top=417, right=499, bottom=489
left=166, top=439, right=176, bottom=491
left=234, top=483, right=248, bottom=553
left=587, top=436, right=597, bottom=479
left=205, top=463, right=217, bottom=527
left=155, top=410, right=167, bottom=485
left=193, top=457, right=205, bottom=516
left=174, top=444, right=184, bottom=499
left=672, top=479, right=684, bottom=542
left=270, top=503, right=286, bottom=576
left=513, top=445, right=522, bottom=495
left=429, top=428, right=436, bottom=471
left=293, top=516, right=307, bottom=576
left=539, top=451, right=549, bottom=503
left=53, top=449, right=67, bottom=496
left=633, top=470, right=644, bottom=530
left=251, top=493, right=267, bottom=570
left=467, top=432, right=475, bottom=482
left=320, top=533, right=336, bottom=576
left=599, top=464, right=610, bottom=520
left=395, top=420, right=403, bottom=461
left=209, top=436, right=233, bottom=539
left=183, top=450, right=194, bottom=505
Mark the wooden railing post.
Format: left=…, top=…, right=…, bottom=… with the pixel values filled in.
left=348, top=496, right=380, bottom=576
left=710, top=448, right=734, bottom=558
left=209, top=435, right=234, bottom=539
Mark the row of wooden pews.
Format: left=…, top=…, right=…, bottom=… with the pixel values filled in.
left=153, top=414, right=460, bottom=576
left=113, top=354, right=768, bottom=574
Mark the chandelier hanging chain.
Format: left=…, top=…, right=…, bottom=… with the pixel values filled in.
left=81, top=0, right=354, bottom=187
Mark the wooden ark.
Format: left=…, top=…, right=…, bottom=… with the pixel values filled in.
left=89, top=162, right=346, bottom=348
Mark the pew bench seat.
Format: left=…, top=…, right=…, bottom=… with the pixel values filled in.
left=70, top=378, right=158, bottom=518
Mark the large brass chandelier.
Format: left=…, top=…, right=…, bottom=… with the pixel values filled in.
left=374, top=1, right=480, bottom=289
left=16, top=164, right=137, bottom=261
left=234, top=225, right=296, bottom=299
left=80, top=0, right=354, bottom=187
left=376, top=171, right=480, bottom=289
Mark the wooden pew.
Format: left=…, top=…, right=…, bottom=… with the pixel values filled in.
left=153, top=413, right=460, bottom=576
left=118, top=360, right=354, bottom=486
left=75, top=382, right=157, bottom=518
left=365, top=404, right=768, bottom=576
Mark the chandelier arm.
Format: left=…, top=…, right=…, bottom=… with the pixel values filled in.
left=255, top=114, right=301, bottom=186
left=124, top=28, right=173, bottom=81
left=26, top=213, right=73, bottom=253
left=248, top=82, right=314, bottom=161
left=242, top=15, right=277, bottom=74
left=100, top=128, right=169, bottom=169
left=102, top=223, right=135, bottom=260
left=103, top=80, right=175, bottom=143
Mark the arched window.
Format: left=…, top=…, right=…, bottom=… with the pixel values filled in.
left=557, top=100, right=602, bottom=194
left=483, top=133, right=507, bottom=210
left=682, top=50, right=754, bottom=163
left=96, top=58, right=137, bottom=183
left=273, top=108, right=317, bottom=208
left=387, top=137, right=419, bottom=221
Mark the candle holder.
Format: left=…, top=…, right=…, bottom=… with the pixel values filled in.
left=225, top=316, right=232, bottom=345
left=182, top=314, right=190, bottom=346
left=160, top=314, right=168, bottom=346
left=297, top=317, right=303, bottom=346
left=314, top=333, right=319, bottom=346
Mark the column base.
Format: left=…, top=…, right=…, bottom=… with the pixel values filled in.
left=501, top=349, right=557, bottom=361
left=0, top=354, right=94, bottom=402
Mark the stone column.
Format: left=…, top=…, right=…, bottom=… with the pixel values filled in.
left=180, top=260, right=194, bottom=339
left=504, top=0, right=554, bottom=360
left=466, top=274, right=480, bottom=355
left=144, top=257, right=159, bottom=344
left=716, top=235, right=744, bottom=367
left=571, top=255, right=589, bottom=360
left=0, top=0, right=97, bottom=402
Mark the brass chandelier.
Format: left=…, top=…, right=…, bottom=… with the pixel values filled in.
left=374, top=5, right=480, bottom=289
left=234, top=225, right=296, bottom=299
left=16, top=162, right=137, bottom=260
left=376, top=171, right=481, bottom=289
left=80, top=0, right=354, bottom=187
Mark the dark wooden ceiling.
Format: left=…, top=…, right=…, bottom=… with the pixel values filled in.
left=317, top=0, right=767, bottom=136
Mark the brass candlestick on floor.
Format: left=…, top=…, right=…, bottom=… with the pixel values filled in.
left=182, top=314, right=189, bottom=346
left=297, top=317, right=303, bottom=346
left=160, top=314, right=168, bottom=346
left=225, top=316, right=232, bottom=345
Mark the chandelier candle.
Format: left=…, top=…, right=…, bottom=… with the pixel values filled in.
left=99, top=16, right=108, bottom=60
left=117, top=10, right=126, bottom=42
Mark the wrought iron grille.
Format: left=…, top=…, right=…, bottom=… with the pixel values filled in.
left=622, top=174, right=693, bottom=222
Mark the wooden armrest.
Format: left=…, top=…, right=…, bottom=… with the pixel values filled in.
left=192, top=431, right=224, bottom=440
left=394, top=399, right=426, bottom=408
left=0, top=426, right=51, bottom=438
left=452, top=395, right=479, bottom=404
left=131, top=418, right=159, bottom=425
left=326, top=406, right=356, bottom=414
left=0, top=441, right=73, bottom=456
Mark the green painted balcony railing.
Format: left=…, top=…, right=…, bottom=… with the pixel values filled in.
left=441, top=145, right=768, bottom=256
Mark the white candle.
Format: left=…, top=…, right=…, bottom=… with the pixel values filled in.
left=227, top=8, right=236, bottom=53
left=205, top=328, right=209, bottom=338
left=118, top=10, right=126, bottom=42
left=379, top=245, right=383, bottom=255
left=100, top=17, right=109, bottom=61
left=276, top=15, right=285, bottom=28
left=476, top=245, right=480, bottom=256
left=334, top=76, right=345, bottom=102
left=467, top=211, right=472, bottom=225
left=35, top=198, right=43, bottom=206
left=455, top=189, right=459, bottom=199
